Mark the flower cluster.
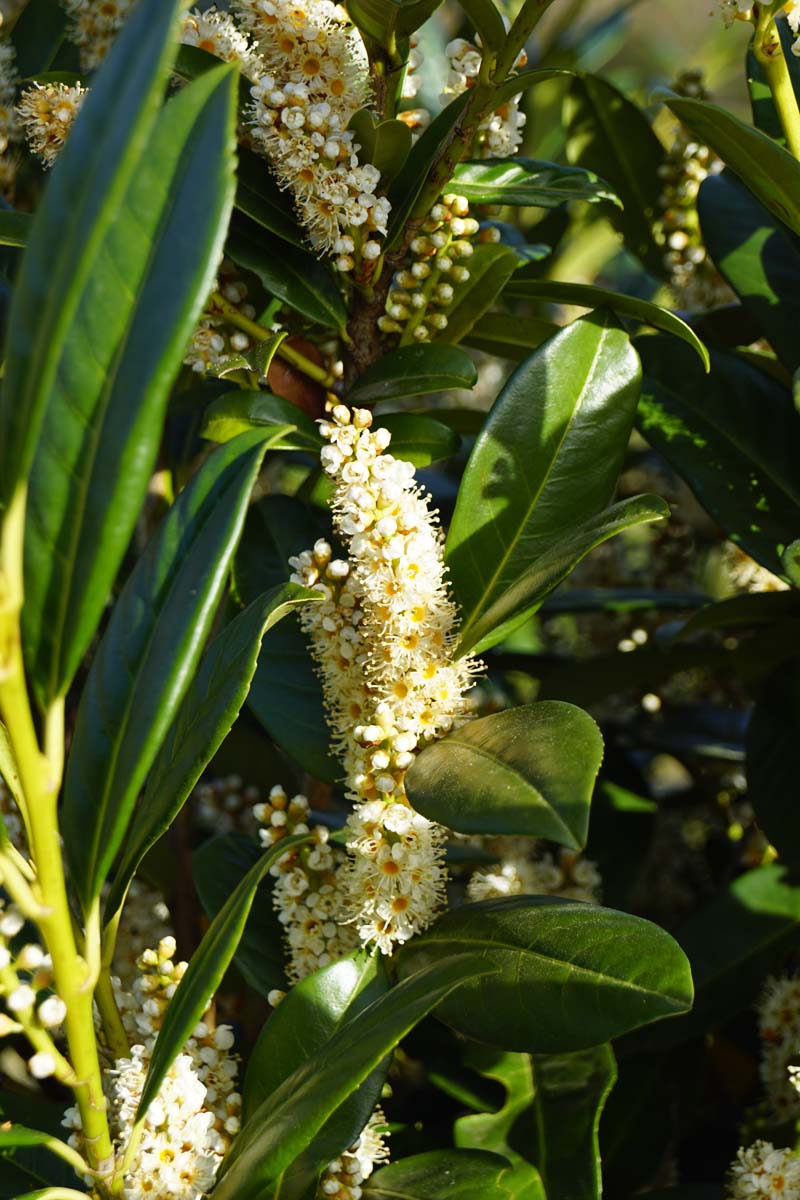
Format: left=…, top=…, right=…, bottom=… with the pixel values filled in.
left=468, top=840, right=602, bottom=905
left=65, top=936, right=240, bottom=1200
left=184, top=262, right=258, bottom=376
left=717, top=0, right=752, bottom=27
left=378, top=193, right=491, bottom=342
left=290, top=405, right=479, bottom=952
left=318, top=1109, right=390, bottom=1199
left=111, top=879, right=173, bottom=991
left=657, top=72, right=732, bottom=310
left=726, top=1141, right=800, bottom=1199
left=237, top=0, right=389, bottom=270
left=724, top=544, right=789, bottom=595
left=193, top=772, right=260, bottom=836
left=63, top=0, right=135, bottom=71
left=182, top=6, right=259, bottom=72
left=0, top=900, right=65, bottom=1082
left=788, top=2, right=800, bottom=54
left=255, top=785, right=357, bottom=985
left=757, top=975, right=800, bottom=1121
left=16, top=82, right=87, bottom=167
left=442, top=35, right=527, bottom=158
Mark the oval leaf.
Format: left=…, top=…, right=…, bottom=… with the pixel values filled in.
left=138, top=832, right=311, bottom=1119
left=453, top=158, right=619, bottom=208
left=348, top=344, right=478, bottom=404
left=446, top=313, right=641, bottom=648
left=62, top=431, right=270, bottom=910
left=397, top=896, right=694, bottom=1052
left=373, top=413, right=461, bottom=467
left=439, top=243, right=519, bottom=344
left=201, top=390, right=322, bottom=450
left=405, top=702, right=603, bottom=849
left=364, top=1150, right=529, bottom=1199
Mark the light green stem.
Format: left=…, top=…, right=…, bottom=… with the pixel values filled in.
left=210, top=293, right=336, bottom=388
left=755, top=7, right=800, bottom=158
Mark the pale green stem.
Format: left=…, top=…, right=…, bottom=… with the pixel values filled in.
left=210, top=293, right=336, bottom=388
left=754, top=6, right=800, bottom=158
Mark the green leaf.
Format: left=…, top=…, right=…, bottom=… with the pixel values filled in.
left=439, top=244, right=519, bottom=344
left=373, top=414, right=460, bottom=467
left=746, top=663, right=800, bottom=871
left=386, top=93, right=471, bottom=249
left=201, top=390, right=323, bottom=450
left=62, top=432, right=269, bottom=910
left=637, top=336, right=800, bottom=578
left=447, top=313, right=641, bottom=649
left=630, top=865, right=800, bottom=1049
left=348, top=344, right=478, bottom=403
left=397, top=896, right=694, bottom=1052
left=234, top=148, right=306, bottom=249
left=678, top=590, right=800, bottom=638
left=784, top=538, right=800, bottom=586
left=532, top=1045, right=617, bottom=1200
left=458, top=494, right=670, bottom=655
left=212, top=956, right=494, bottom=1200
left=662, top=92, right=800, bottom=240
left=454, top=1048, right=536, bottom=1165
left=463, top=312, right=558, bottom=361
left=453, top=158, right=619, bottom=208
left=22, top=64, right=238, bottom=709
left=138, top=832, right=310, bottom=1118
left=503, top=279, right=708, bottom=369
left=227, top=218, right=347, bottom=332
left=405, top=701, right=602, bottom=848
left=458, top=0, right=506, bottom=50
left=364, top=1150, right=532, bottom=1199
left=564, top=74, right=666, bottom=276
left=11, top=0, right=69, bottom=77
left=348, top=110, right=412, bottom=188
left=193, top=833, right=288, bottom=998
left=244, top=950, right=389, bottom=1120
left=698, top=171, right=800, bottom=373
left=0, top=0, right=185, bottom=509
left=105, top=584, right=318, bottom=923
left=0, top=212, right=32, bottom=248
left=347, top=0, right=444, bottom=42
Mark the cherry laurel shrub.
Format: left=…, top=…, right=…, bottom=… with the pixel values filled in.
left=0, top=0, right=799, bottom=1196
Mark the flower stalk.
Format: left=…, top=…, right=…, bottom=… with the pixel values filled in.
left=754, top=3, right=800, bottom=157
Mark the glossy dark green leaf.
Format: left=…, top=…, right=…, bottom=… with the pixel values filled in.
left=193, top=833, right=287, bottom=998
left=457, top=494, right=670, bottom=656
left=678, top=590, right=800, bottom=638
left=227, top=218, right=347, bottom=332
left=373, top=414, right=460, bottom=467
left=463, top=312, right=558, bottom=361
left=631, top=865, right=800, bottom=1049
left=663, top=92, right=800, bottom=240
left=746, top=663, right=800, bottom=871
left=348, top=344, right=478, bottom=403
left=458, top=0, right=506, bottom=49
left=531, top=1045, right=617, bottom=1200
left=406, top=702, right=602, bottom=848
left=397, top=896, right=694, bottom=1052
left=11, top=0, right=68, bottom=77
left=62, top=432, right=269, bottom=910
left=453, top=158, right=618, bottom=208
left=244, top=951, right=389, bottom=1120
left=348, top=110, right=412, bottom=187
left=440, top=244, right=519, bottom=344
left=347, top=0, right=444, bottom=42
left=234, top=148, right=306, bottom=248
left=23, top=65, right=238, bottom=709
left=447, top=313, right=641, bottom=649
left=637, top=336, right=800, bottom=577
left=105, top=584, right=318, bottom=923
left=564, top=74, right=666, bottom=275
left=213, top=956, right=493, bottom=1200
left=0, top=0, right=184, bottom=510
left=386, top=93, right=471, bottom=248
left=364, top=1151, right=531, bottom=1199
left=139, top=832, right=310, bottom=1118
left=201, top=390, right=323, bottom=450
left=698, top=171, right=800, bottom=371
left=0, top=212, right=31, bottom=248
left=503, top=279, right=708, bottom=368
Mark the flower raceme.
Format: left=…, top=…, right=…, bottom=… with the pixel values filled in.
left=290, top=404, right=480, bottom=953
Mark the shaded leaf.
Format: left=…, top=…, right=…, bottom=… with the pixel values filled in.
left=532, top=1045, right=617, bottom=1200
left=373, top=413, right=460, bottom=466
left=440, top=244, right=519, bottom=344
left=746, top=662, right=800, bottom=872
left=364, top=1150, right=534, bottom=1199
left=453, top=158, right=619, bottom=208
left=398, top=896, right=694, bottom=1052
left=201, top=390, right=322, bottom=450
left=0, top=212, right=31, bottom=248
left=405, top=702, right=603, bottom=848
left=234, top=148, right=306, bottom=248
left=348, top=344, right=478, bottom=404
left=463, top=312, right=558, bottom=361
